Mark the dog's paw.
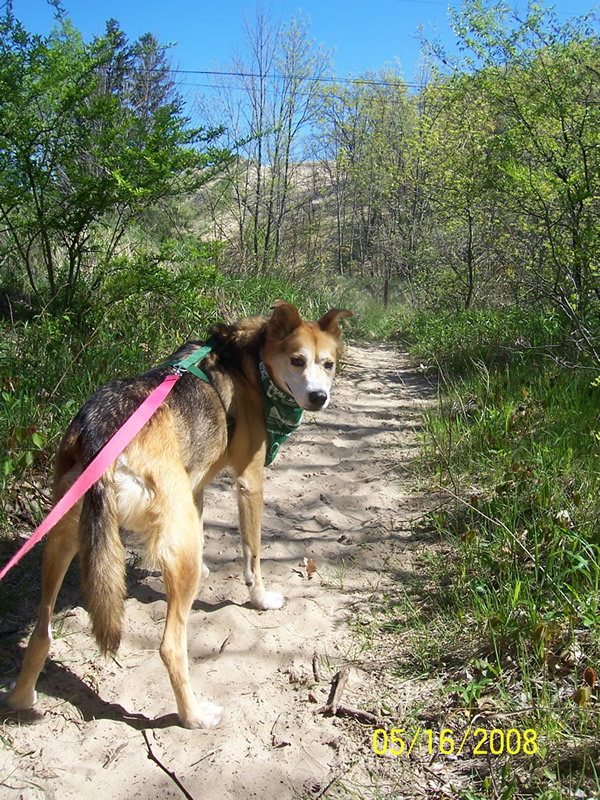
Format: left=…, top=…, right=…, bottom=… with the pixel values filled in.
left=5, top=683, right=37, bottom=711
left=251, top=590, right=284, bottom=611
left=263, top=591, right=284, bottom=610
left=201, top=561, right=210, bottom=579
left=180, top=701, right=223, bottom=730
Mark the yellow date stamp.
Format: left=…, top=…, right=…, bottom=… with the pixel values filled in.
left=372, top=727, right=538, bottom=757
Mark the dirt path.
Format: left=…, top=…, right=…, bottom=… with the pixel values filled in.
left=1, top=342, right=433, bottom=800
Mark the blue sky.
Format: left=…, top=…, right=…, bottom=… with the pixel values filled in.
left=11, top=0, right=600, bottom=119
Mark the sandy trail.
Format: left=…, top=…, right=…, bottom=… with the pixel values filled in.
left=1, top=342, right=431, bottom=799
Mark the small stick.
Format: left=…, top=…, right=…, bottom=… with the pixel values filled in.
left=142, top=730, right=195, bottom=800
left=318, top=666, right=350, bottom=715
left=189, top=747, right=222, bottom=767
left=331, top=704, right=380, bottom=725
left=270, top=712, right=291, bottom=748
left=103, top=742, right=128, bottom=769
left=317, top=667, right=379, bottom=724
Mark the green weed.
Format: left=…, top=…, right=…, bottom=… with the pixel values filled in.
left=391, top=307, right=600, bottom=799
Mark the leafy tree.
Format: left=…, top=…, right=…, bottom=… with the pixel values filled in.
left=316, top=68, right=425, bottom=292
left=416, top=72, right=504, bottom=309
left=0, top=4, right=230, bottom=309
left=449, top=0, right=600, bottom=356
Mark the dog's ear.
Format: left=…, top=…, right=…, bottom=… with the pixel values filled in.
left=267, top=300, right=302, bottom=340
left=317, top=308, right=353, bottom=337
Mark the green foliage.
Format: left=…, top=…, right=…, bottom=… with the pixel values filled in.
left=436, top=1, right=600, bottom=357
left=404, top=306, right=600, bottom=796
left=315, top=67, right=420, bottom=281
left=0, top=7, right=230, bottom=309
left=327, top=275, right=409, bottom=340
left=403, top=307, right=563, bottom=372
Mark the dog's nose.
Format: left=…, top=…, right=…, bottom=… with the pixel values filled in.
left=309, top=390, right=328, bottom=408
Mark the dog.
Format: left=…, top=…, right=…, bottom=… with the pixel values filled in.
left=6, top=301, right=352, bottom=728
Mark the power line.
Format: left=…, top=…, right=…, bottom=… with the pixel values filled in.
left=168, top=68, right=429, bottom=91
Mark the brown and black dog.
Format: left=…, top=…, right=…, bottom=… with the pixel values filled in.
left=7, top=301, right=352, bottom=728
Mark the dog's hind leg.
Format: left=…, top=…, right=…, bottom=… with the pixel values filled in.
left=157, top=494, right=222, bottom=729
left=193, top=489, right=210, bottom=580
left=7, top=505, right=80, bottom=710
left=236, top=465, right=284, bottom=611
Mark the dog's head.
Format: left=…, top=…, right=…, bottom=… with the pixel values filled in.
left=262, top=300, right=353, bottom=411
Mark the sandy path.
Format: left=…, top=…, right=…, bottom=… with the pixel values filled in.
left=1, top=342, right=431, bottom=799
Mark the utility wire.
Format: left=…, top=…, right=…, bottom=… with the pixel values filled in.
left=168, top=68, right=427, bottom=90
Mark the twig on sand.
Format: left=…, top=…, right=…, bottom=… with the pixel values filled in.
left=270, top=713, right=291, bottom=748
left=317, top=666, right=380, bottom=725
left=189, top=747, right=222, bottom=767
left=330, top=705, right=380, bottom=725
left=142, top=730, right=195, bottom=800
left=318, top=666, right=350, bottom=715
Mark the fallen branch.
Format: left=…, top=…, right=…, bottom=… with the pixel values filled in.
left=328, top=704, right=380, bottom=725
left=142, top=730, right=194, bottom=800
left=318, top=666, right=350, bottom=715
left=317, top=666, right=380, bottom=725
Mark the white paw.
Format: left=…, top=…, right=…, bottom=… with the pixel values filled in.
left=201, top=561, right=210, bottom=579
left=180, top=701, right=223, bottom=730
left=250, top=590, right=284, bottom=611
left=6, top=684, right=37, bottom=711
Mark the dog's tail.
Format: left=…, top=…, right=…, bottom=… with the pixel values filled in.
left=79, top=471, right=125, bottom=654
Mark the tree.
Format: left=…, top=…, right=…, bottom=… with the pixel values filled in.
left=416, top=72, right=503, bottom=309
left=449, top=0, right=600, bottom=356
left=0, top=5, right=230, bottom=308
left=199, top=7, right=331, bottom=273
left=315, top=68, right=424, bottom=293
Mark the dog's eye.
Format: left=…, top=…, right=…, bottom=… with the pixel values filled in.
left=290, top=356, right=305, bottom=368
left=324, top=360, right=335, bottom=371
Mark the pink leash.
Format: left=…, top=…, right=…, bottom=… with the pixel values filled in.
left=0, top=372, right=180, bottom=581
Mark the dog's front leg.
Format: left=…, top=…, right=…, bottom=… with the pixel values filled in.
left=236, top=470, right=283, bottom=610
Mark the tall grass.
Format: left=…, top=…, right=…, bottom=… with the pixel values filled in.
left=398, top=308, right=600, bottom=799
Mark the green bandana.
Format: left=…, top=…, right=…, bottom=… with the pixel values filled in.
left=165, top=342, right=302, bottom=466
left=259, top=360, right=303, bottom=465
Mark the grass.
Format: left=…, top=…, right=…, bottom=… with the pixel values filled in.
left=327, top=275, right=410, bottom=341
left=376, top=307, right=600, bottom=799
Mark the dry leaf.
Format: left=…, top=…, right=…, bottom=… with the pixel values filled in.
left=583, top=666, right=597, bottom=688
left=307, top=558, right=317, bottom=578
left=560, top=642, right=582, bottom=668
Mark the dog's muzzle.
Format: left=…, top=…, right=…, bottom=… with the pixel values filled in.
left=308, top=390, right=328, bottom=409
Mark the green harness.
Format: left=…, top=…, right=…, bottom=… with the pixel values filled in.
left=167, top=343, right=215, bottom=382
left=164, top=340, right=303, bottom=466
